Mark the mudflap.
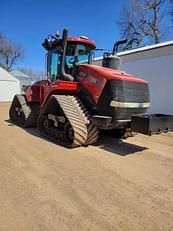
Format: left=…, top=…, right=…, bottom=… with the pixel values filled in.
left=131, top=114, right=173, bottom=135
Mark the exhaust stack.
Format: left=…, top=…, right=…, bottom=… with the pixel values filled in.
left=60, top=29, right=74, bottom=81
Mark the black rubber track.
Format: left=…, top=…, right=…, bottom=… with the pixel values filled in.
left=9, top=94, right=39, bottom=128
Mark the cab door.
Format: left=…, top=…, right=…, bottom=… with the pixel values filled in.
left=47, top=49, right=61, bottom=82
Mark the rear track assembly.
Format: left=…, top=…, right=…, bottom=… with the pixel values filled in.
left=9, top=94, right=39, bottom=128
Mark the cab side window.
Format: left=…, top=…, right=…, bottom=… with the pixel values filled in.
left=47, top=50, right=60, bottom=82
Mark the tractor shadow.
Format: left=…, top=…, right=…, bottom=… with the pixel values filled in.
left=96, top=135, right=147, bottom=156
left=5, top=119, right=148, bottom=156
left=5, top=119, right=43, bottom=138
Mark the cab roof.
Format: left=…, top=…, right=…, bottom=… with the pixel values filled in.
left=42, top=36, right=96, bottom=50
left=67, top=36, right=96, bottom=48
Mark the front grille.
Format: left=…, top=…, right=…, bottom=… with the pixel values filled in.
left=97, top=79, right=150, bottom=120
left=110, top=80, right=149, bottom=103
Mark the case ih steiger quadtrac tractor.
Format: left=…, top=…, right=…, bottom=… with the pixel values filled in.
left=9, top=29, right=151, bottom=147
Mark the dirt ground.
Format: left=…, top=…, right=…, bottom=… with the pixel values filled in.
left=0, top=102, right=173, bottom=231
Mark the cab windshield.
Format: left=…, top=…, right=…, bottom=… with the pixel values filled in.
left=66, top=43, right=92, bottom=68
left=48, top=42, right=93, bottom=81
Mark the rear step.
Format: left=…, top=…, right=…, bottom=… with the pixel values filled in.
left=131, top=114, right=173, bottom=136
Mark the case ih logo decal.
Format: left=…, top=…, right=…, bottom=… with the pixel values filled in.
left=79, top=71, right=87, bottom=78
left=87, top=75, right=101, bottom=86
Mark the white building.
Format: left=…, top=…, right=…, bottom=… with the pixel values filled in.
left=0, top=66, right=20, bottom=101
left=93, top=40, right=173, bottom=115
left=10, top=69, right=32, bottom=94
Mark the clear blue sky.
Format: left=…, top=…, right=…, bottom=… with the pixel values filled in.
left=0, top=0, right=127, bottom=71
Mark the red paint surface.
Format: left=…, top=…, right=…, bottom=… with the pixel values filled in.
left=67, top=37, right=96, bottom=48
left=77, top=64, right=148, bottom=104
left=79, top=64, right=148, bottom=83
left=25, top=80, right=78, bottom=106
left=25, top=64, right=148, bottom=106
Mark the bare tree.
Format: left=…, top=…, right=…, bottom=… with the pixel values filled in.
left=117, top=1, right=145, bottom=49
left=0, top=32, right=24, bottom=71
left=144, top=0, right=167, bottom=43
left=117, top=0, right=167, bottom=50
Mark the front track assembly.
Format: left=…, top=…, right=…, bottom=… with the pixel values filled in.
left=38, top=95, right=99, bottom=148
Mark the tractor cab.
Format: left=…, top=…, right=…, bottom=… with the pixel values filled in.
left=42, top=31, right=96, bottom=82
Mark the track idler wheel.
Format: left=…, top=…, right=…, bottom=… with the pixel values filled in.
left=63, top=122, right=75, bottom=144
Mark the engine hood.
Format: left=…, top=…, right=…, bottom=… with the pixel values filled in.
left=78, top=64, right=148, bottom=84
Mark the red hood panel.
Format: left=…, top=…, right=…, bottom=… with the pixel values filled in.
left=79, top=64, right=148, bottom=84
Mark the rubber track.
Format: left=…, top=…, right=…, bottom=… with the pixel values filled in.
left=51, top=95, right=88, bottom=147
left=70, top=96, right=99, bottom=145
left=9, top=94, right=39, bottom=128
left=38, top=95, right=99, bottom=147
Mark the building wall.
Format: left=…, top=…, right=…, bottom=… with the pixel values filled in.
left=122, top=54, right=173, bottom=114
left=0, top=80, right=20, bottom=101
left=10, top=70, right=32, bottom=94
left=93, top=43, right=173, bottom=115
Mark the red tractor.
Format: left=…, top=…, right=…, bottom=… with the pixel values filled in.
left=9, top=29, right=150, bottom=147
